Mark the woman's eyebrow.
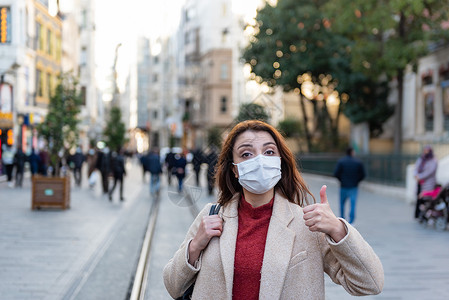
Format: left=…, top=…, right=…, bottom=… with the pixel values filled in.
left=237, top=143, right=253, bottom=149
left=263, top=142, right=277, bottom=147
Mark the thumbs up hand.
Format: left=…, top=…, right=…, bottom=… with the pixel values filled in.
left=303, top=185, right=347, bottom=242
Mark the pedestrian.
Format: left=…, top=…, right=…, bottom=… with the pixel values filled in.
left=140, top=152, right=149, bottom=182
left=174, top=151, right=187, bottom=193
left=333, top=147, right=366, bottom=224
left=2, top=144, right=15, bottom=187
left=165, top=148, right=176, bottom=186
left=68, top=146, right=85, bottom=187
left=38, top=147, right=49, bottom=176
left=191, top=148, right=204, bottom=186
left=413, top=145, right=438, bottom=219
left=109, top=148, right=126, bottom=201
left=205, top=146, right=218, bottom=195
left=13, top=146, right=27, bottom=187
left=144, top=147, right=163, bottom=197
left=96, top=147, right=111, bottom=194
left=163, top=120, right=383, bottom=299
left=86, top=146, right=98, bottom=188
left=28, top=147, right=40, bottom=176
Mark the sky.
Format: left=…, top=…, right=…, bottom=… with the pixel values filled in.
left=93, top=0, right=262, bottom=93
left=94, top=0, right=185, bottom=91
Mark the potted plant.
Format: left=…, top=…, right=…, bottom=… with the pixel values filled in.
left=32, top=73, right=82, bottom=210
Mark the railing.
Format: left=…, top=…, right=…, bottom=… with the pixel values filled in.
left=297, top=153, right=418, bottom=187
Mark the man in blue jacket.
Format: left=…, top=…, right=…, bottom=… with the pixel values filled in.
left=334, top=147, right=366, bottom=224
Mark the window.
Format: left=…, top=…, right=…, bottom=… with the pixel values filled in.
left=81, top=86, right=87, bottom=106
left=220, top=63, right=228, bottom=80
left=424, top=92, right=434, bottom=132
left=46, top=72, right=51, bottom=99
left=220, top=96, right=227, bottom=113
left=36, top=69, right=43, bottom=97
left=56, top=36, right=61, bottom=61
left=443, top=83, right=449, bottom=131
left=47, top=29, right=51, bottom=54
left=35, top=22, right=40, bottom=50
left=39, top=24, right=45, bottom=51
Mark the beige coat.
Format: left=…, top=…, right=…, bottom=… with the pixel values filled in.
left=163, top=192, right=384, bottom=299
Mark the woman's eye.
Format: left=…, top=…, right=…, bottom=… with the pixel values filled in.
left=241, top=152, right=252, bottom=158
left=265, top=150, right=275, bottom=155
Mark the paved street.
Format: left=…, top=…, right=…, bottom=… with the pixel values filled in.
left=1, top=162, right=449, bottom=299
left=147, top=170, right=449, bottom=300
left=0, top=159, right=151, bottom=300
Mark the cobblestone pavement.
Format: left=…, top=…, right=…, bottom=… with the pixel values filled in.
left=147, top=170, right=449, bottom=300
left=0, top=159, right=149, bottom=300
left=1, top=163, right=449, bottom=300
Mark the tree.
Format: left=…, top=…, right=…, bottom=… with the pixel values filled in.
left=277, top=118, right=302, bottom=138
left=207, top=126, right=223, bottom=149
left=242, top=0, right=418, bottom=152
left=324, top=0, right=449, bottom=152
left=37, top=74, right=82, bottom=176
left=235, top=102, right=270, bottom=123
left=241, top=0, right=351, bottom=150
left=103, top=106, right=127, bottom=152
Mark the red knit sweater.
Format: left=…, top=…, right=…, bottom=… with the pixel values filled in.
left=232, top=196, right=274, bottom=300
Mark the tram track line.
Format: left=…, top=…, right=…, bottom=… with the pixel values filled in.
left=129, top=194, right=161, bottom=300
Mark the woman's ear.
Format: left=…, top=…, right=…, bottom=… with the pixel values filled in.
left=233, top=165, right=238, bottom=178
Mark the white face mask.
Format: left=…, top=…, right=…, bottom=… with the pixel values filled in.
left=233, top=155, right=281, bottom=194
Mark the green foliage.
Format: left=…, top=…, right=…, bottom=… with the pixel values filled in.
left=207, top=126, right=223, bottom=148
left=242, top=0, right=349, bottom=91
left=342, top=75, right=394, bottom=137
left=37, top=74, right=82, bottom=175
left=324, top=0, right=449, bottom=81
left=277, top=118, right=303, bottom=138
left=103, top=106, right=127, bottom=152
left=235, top=103, right=270, bottom=123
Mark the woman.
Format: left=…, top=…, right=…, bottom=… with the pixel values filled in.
left=163, top=120, right=384, bottom=299
left=413, top=145, right=438, bottom=218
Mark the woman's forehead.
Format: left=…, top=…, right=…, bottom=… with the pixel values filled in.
left=234, top=130, right=275, bottom=147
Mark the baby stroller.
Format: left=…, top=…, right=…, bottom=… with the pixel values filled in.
left=418, top=184, right=449, bottom=231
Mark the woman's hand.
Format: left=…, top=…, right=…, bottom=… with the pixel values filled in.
left=188, top=214, right=223, bottom=265
left=303, top=185, right=347, bottom=243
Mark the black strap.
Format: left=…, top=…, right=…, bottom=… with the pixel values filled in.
left=177, top=203, right=221, bottom=300
left=209, top=203, right=221, bottom=215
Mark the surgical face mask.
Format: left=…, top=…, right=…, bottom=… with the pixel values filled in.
left=233, top=155, right=281, bottom=194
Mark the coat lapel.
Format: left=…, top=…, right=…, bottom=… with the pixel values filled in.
left=259, top=193, right=295, bottom=300
left=220, top=197, right=239, bottom=300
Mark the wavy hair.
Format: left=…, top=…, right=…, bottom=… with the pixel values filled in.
left=215, top=120, right=315, bottom=207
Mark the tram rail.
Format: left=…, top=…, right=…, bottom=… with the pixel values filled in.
left=130, top=189, right=199, bottom=300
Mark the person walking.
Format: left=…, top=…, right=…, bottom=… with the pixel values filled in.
left=163, top=120, right=383, bottom=299
left=109, top=148, right=126, bottom=201
left=205, top=146, right=218, bottom=195
left=97, top=147, right=111, bottom=194
left=38, top=147, right=49, bottom=176
left=139, top=152, right=150, bottom=182
left=68, top=147, right=85, bottom=187
left=86, top=146, right=98, bottom=189
left=28, top=147, right=40, bottom=177
left=191, top=148, right=204, bottom=187
left=174, top=152, right=187, bottom=193
left=333, top=147, right=366, bottom=224
left=144, top=148, right=163, bottom=197
left=413, top=145, right=438, bottom=219
left=13, top=146, right=27, bottom=187
left=165, top=149, right=176, bottom=186
left=2, top=144, right=15, bottom=187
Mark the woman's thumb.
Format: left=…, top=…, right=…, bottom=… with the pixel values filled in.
left=320, top=185, right=328, bottom=204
